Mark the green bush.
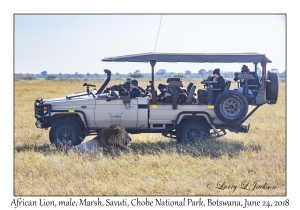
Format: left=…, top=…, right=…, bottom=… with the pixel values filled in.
left=128, top=72, right=144, bottom=78
left=14, top=76, right=37, bottom=80
left=45, top=74, right=57, bottom=80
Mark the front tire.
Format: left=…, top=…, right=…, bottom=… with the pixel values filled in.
left=176, top=119, right=210, bottom=144
left=49, top=118, right=84, bottom=147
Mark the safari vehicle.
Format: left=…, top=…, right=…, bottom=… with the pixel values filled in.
left=34, top=53, right=278, bottom=146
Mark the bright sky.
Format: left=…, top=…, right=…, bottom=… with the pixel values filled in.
left=14, top=14, right=286, bottom=75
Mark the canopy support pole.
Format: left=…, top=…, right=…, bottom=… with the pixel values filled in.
left=254, top=62, right=258, bottom=74
left=150, top=60, right=156, bottom=91
left=260, top=55, right=267, bottom=91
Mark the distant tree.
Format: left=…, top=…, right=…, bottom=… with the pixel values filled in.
left=134, top=70, right=141, bottom=74
left=14, top=73, right=23, bottom=77
left=207, top=70, right=213, bottom=76
left=222, top=71, right=235, bottom=79
left=271, top=68, right=278, bottom=73
left=128, top=72, right=144, bottom=78
left=45, top=74, right=56, bottom=80
left=156, top=69, right=167, bottom=75
left=41, top=71, right=47, bottom=78
left=278, top=70, right=285, bottom=78
left=172, top=73, right=186, bottom=78
left=198, top=69, right=206, bottom=78
left=185, top=70, right=192, bottom=76
left=23, top=75, right=36, bottom=80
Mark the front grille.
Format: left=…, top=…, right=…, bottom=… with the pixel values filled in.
left=34, top=98, right=51, bottom=117
left=36, top=105, right=45, bottom=115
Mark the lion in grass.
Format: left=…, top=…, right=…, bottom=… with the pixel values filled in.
left=74, top=123, right=132, bottom=155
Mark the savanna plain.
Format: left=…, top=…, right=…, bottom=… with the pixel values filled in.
left=14, top=78, right=286, bottom=195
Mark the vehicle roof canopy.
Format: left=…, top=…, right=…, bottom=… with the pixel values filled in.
left=102, top=52, right=272, bottom=63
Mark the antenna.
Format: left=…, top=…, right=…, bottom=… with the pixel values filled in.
left=154, top=15, right=162, bottom=52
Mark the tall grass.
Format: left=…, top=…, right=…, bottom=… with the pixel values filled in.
left=14, top=79, right=286, bottom=195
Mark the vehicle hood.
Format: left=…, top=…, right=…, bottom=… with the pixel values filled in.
left=43, top=92, right=96, bottom=107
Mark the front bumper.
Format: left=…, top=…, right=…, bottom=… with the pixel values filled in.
left=35, top=120, right=47, bottom=129
left=34, top=98, right=52, bottom=129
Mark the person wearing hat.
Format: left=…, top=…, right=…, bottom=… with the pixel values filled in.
left=210, top=68, right=225, bottom=92
left=198, top=68, right=225, bottom=104
left=121, top=77, right=133, bottom=91
left=237, top=65, right=260, bottom=94
left=125, top=77, right=133, bottom=83
left=129, top=79, right=142, bottom=98
left=103, top=77, right=145, bottom=94
left=103, top=77, right=132, bottom=93
left=157, top=83, right=171, bottom=102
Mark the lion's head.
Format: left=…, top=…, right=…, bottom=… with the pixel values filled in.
left=95, top=123, right=131, bottom=150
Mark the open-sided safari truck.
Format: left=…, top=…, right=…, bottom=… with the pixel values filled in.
left=34, top=53, right=278, bottom=146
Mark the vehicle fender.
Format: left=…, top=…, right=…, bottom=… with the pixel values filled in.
left=51, top=112, right=87, bottom=128
left=176, top=113, right=217, bottom=132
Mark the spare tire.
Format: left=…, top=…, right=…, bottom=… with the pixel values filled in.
left=266, top=71, right=279, bottom=104
left=214, top=90, right=248, bottom=125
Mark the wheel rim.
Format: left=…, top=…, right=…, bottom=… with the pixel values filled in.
left=221, top=97, right=241, bottom=117
left=184, top=126, right=205, bottom=143
left=56, top=127, right=75, bottom=145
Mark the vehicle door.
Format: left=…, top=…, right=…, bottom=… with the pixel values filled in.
left=95, top=97, right=138, bottom=128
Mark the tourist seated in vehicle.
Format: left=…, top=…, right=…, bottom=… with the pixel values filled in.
left=198, top=68, right=225, bottom=104
left=157, top=84, right=171, bottom=102
left=104, top=77, right=145, bottom=94
left=129, top=79, right=142, bottom=98
left=237, top=65, right=260, bottom=95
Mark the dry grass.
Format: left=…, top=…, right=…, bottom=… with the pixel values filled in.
left=14, top=78, right=286, bottom=195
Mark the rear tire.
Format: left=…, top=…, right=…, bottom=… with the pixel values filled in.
left=49, top=118, right=84, bottom=147
left=176, top=119, right=210, bottom=144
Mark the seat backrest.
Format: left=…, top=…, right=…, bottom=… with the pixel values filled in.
left=166, top=77, right=181, bottom=83
left=248, top=72, right=260, bottom=89
left=186, top=85, right=196, bottom=104
left=223, top=80, right=231, bottom=92
left=168, top=80, right=183, bottom=88
left=186, top=82, right=194, bottom=93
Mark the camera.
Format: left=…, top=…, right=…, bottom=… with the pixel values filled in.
left=204, top=75, right=214, bottom=81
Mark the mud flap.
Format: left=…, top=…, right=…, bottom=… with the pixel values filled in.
left=255, top=90, right=267, bottom=105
